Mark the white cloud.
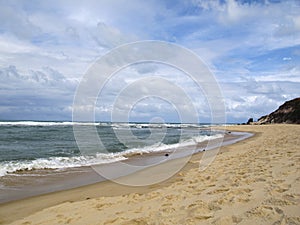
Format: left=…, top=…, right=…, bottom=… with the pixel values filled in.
left=0, top=65, right=77, bottom=120
left=91, top=22, right=137, bottom=48
left=0, top=0, right=299, bottom=122
left=220, top=78, right=300, bottom=122
left=0, top=35, right=36, bottom=54
left=0, top=2, right=41, bottom=39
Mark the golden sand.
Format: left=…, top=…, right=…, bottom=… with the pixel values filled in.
left=1, top=124, right=299, bottom=225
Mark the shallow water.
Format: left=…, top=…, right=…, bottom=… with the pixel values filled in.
left=0, top=121, right=223, bottom=177
left=0, top=121, right=247, bottom=203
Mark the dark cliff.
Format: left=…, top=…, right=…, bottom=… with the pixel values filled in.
left=257, top=98, right=300, bottom=124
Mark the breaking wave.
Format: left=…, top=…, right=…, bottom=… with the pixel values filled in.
left=0, top=133, right=223, bottom=177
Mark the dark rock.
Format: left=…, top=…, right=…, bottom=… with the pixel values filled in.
left=246, top=118, right=253, bottom=125
left=257, top=98, right=300, bottom=124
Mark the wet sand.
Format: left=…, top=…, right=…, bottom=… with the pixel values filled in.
left=0, top=124, right=299, bottom=225
left=0, top=131, right=243, bottom=203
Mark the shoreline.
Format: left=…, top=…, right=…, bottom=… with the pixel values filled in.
left=0, top=129, right=253, bottom=224
left=1, top=124, right=299, bottom=225
left=0, top=130, right=249, bottom=204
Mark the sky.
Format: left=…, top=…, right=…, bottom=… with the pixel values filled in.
left=0, top=0, right=299, bottom=123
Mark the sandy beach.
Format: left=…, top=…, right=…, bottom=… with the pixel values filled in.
left=1, top=124, right=299, bottom=225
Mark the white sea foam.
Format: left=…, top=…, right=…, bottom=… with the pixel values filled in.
left=0, top=121, right=99, bottom=126
left=121, top=133, right=224, bottom=156
left=110, top=123, right=208, bottom=129
left=0, top=133, right=224, bottom=177
left=0, top=121, right=219, bottom=129
left=0, top=121, right=198, bottom=127
left=0, top=154, right=127, bottom=177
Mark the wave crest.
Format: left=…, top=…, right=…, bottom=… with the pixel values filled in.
left=0, top=133, right=223, bottom=177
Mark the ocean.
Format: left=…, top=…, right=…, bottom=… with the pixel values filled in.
left=0, top=121, right=224, bottom=178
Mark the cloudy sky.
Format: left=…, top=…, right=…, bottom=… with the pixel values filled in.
left=0, top=0, right=299, bottom=123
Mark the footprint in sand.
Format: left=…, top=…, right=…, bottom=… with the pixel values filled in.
left=21, top=222, right=32, bottom=225
left=160, top=206, right=176, bottom=213
left=213, top=215, right=242, bottom=225
left=185, top=200, right=220, bottom=222
left=283, top=193, right=300, bottom=205
left=207, top=188, right=230, bottom=195
left=103, top=217, right=121, bottom=224
left=95, top=202, right=113, bottom=210
left=246, top=204, right=285, bottom=221
left=121, top=217, right=151, bottom=225
left=274, top=186, right=290, bottom=193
